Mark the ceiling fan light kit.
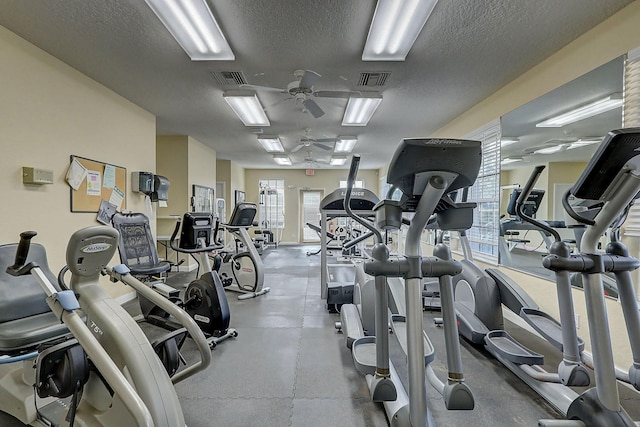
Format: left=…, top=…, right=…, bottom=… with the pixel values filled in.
left=334, top=137, right=358, bottom=153
left=362, top=0, right=439, bottom=61
left=535, top=93, right=622, bottom=127
left=342, top=94, right=383, bottom=126
left=257, top=135, right=284, bottom=153
left=223, top=90, right=270, bottom=126
left=272, top=154, right=292, bottom=166
left=144, top=0, right=234, bottom=60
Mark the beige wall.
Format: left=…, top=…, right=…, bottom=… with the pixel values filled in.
left=216, top=159, right=245, bottom=221
left=156, top=135, right=217, bottom=269
left=0, top=25, right=156, bottom=279
left=244, top=168, right=379, bottom=243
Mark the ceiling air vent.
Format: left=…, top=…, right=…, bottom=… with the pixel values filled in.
left=212, top=71, right=247, bottom=87
left=357, top=72, right=390, bottom=87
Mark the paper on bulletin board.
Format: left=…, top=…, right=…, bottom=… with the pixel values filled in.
left=103, top=164, right=116, bottom=188
left=66, top=158, right=88, bottom=190
left=86, top=171, right=101, bottom=196
left=109, top=185, right=125, bottom=210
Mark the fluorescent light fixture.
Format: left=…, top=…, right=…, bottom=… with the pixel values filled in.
left=334, top=137, right=358, bottom=153
left=501, top=157, right=522, bottom=165
left=257, top=135, right=284, bottom=153
left=330, top=156, right=348, bottom=166
left=223, top=90, right=270, bottom=126
left=536, top=93, right=623, bottom=128
left=362, top=0, right=438, bottom=61
left=501, top=137, right=519, bottom=147
left=273, top=154, right=292, bottom=166
left=533, top=144, right=565, bottom=155
left=342, top=94, right=383, bottom=126
left=145, top=0, right=234, bottom=60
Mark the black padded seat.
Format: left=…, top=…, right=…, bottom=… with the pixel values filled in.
left=112, top=212, right=171, bottom=277
left=0, top=243, right=69, bottom=353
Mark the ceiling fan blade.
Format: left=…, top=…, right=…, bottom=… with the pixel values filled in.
left=290, top=143, right=305, bottom=153
left=299, top=70, right=321, bottom=88
left=315, top=138, right=338, bottom=143
left=313, top=90, right=360, bottom=99
left=313, top=143, right=333, bottom=151
left=240, top=84, right=285, bottom=93
left=302, top=99, right=325, bottom=118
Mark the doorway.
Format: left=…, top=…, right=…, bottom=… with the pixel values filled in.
left=300, top=190, right=323, bottom=243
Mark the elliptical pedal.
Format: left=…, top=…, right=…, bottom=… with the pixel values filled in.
left=485, top=330, right=544, bottom=366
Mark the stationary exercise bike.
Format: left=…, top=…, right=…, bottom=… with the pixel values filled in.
left=167, top=212, right=238, bottom=347
left=0, top=226, right=211, bottom=426
left=212, top=202, right=270, bottom=300
left=112, top=211, right=236, bottom=349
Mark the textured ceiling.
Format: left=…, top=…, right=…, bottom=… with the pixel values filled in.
left=0, top=0, right=633, bottom=169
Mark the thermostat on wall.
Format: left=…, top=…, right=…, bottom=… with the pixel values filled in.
left=23, top=167, right=54, bottom=185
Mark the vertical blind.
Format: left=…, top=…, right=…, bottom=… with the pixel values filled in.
left=465, top=121, right=501, bottom=261
left=623, top=48, right=640, bottom=237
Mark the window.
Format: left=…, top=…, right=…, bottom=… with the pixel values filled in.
left=340, top=180, right=364, bottom=188
left=465, top=121, right=501, bottom=261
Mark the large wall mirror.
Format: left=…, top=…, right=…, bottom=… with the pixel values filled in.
left=498, top=55, right=624, bottom=297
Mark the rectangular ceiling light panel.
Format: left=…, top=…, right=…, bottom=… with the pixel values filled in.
left=330, top=156, right=347, bottom=166
left=257, top=136, right=284, bottom=153
left=536, top=94, right=623, bottom=128
left=273, top=155, right=292, bottom=166
left=342, top=94, right=383, bottom=126
left=334, top=137, right=358, bottom=153
left=362, top=0, right=438, bottom=61
left=145, top=0, right=234, bottom=60
left=223, top=90, right=270, bottom=126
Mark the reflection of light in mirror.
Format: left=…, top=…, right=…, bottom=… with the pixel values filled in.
left=565, top=138, right=602, bottom=150
left=533, top=144, right=565, bottom=154
left=501, top=138, right=519, bottom=147
left=535, top=93, right=622, bottom=127
left=501, top=157, right=523, bottom=165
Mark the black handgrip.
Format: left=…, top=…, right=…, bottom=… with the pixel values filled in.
left=516, top=166, right=561, bottom=242
left=344, top=155, right=361, bottom=210
left=517, top=165, right=545, bottom=205
left=169, top=219, right=182, bottom=252
left=11, top=231, right=37, bottom=270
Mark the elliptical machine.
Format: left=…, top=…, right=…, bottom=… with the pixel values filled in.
left=213, top=202, right=270, bottom=300
left=0, top=226, right=211, bottom=426
left=455, top=128, right=640, bottom=426
left=339, top=138, right=480, bottom=426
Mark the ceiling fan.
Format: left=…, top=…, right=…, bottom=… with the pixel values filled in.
left=294, top=150, right=329, bottom=168
left=290, top=128, right=338, bottom=153
left=244, top=69, right=360, bottom=118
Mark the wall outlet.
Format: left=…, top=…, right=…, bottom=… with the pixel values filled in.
left=575, top=314, right=580, bottom=329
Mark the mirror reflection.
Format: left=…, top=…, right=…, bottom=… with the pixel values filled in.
left=498, top=55, right=624, bottom=298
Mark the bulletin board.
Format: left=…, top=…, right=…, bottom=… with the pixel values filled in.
left=69, top=155, right=127, bottom=212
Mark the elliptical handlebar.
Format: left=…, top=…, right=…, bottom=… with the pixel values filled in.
left=344, top=155, right=383, bottom=243
left=516, top=165, right=561, bottom=242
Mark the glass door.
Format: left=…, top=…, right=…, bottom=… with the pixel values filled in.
left=300, top=190, right=323, bottom=243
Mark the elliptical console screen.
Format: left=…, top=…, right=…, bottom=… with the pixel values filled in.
left=572, top=128, right=640, bottom=201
